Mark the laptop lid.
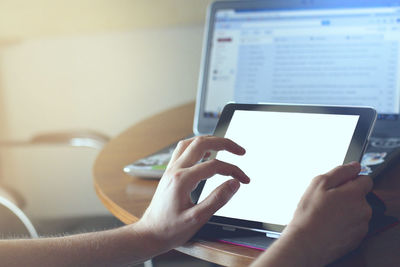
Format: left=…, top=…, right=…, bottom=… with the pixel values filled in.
left=194, top=0, right=400, bottom=137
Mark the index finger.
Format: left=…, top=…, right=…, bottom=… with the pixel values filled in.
left=338, top=175, right=373, bottom=196
left=180, top=159, right=250, bottom=193
left=177, top=136, right=246, bottom=168
left=167, top=137, right=197, bottom=167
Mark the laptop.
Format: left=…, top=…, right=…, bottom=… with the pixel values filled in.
left=124, top=0, right=400, bottom=178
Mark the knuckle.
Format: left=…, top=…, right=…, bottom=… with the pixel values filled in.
left=232, top=164, right=241, bottom=173
left=195, top=135, right=207, bottom=144
left=176, top=140, right=188, bottom=149
left=186, top=210, right=204, bottom=226
left=213, top=189, right=230, bottom=206
left=311, top=175, right=321, bottom=185
left=193, top=135, right=211, bottom=147
left=312, top=174, right=327, bottom=187
left=206, top=159, right=221, bottom=170
left=191, top=136, right=207, bottom=150
left=208, top=158, right=220, bottom=165
left=171, top=170, right=185, bottom=182
left=208, top=159, right=237, bottom=176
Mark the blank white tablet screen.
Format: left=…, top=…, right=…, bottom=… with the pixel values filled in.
left=198, top=110, right=359, bottom=226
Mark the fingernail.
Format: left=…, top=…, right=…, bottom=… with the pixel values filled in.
left=349, top=161, right=360, bottom=168
left=229, top=179, right=240, bottom=193
left=348, top=161, right=361, bottom=171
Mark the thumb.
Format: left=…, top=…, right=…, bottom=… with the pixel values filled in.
left=192, top=179, right=240, bottom=226
left=322, top=162, right=361, bottom=189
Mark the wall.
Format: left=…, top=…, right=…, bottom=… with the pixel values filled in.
left=0, top=26, right=203, bottom=139
left=0, top=2, right=206, bottom=222
left=0, top=0, right=213, bottom=40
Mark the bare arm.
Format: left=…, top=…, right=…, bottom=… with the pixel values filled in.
left=0, top=136, right=250, bottom=266
left=251, top=162, right=373, bottom=267
left=0, top=224, right=161, bottom=267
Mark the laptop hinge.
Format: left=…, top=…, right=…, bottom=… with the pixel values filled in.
left=265, top=231, right=281, bottom=239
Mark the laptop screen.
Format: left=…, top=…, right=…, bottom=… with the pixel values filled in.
left=195, top=0, right=400, bottom=135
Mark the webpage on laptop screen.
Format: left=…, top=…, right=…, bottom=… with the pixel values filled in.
left=204, top=6, right=400, bottom=119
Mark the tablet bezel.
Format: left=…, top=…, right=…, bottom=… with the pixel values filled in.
left=193, top=103, right=377, bottom=234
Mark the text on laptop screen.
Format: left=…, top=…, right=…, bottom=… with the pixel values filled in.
left=198, top=110, right=360, bottom=226
left=204, top=6, right=400, bottom=119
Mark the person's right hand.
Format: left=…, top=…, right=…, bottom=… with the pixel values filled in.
left=251, top=162, right=373, bottom=267
left=135, top=136, right=250, bottom=258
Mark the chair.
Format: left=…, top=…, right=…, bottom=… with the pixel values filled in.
left=0, top=187, right=38, bottom=238
left=0, top=130, right=110, bottom=238
left=0, top=130, right=157, bottom=266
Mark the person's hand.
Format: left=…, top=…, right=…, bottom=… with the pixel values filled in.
left=251, top=162, right=373, bottom=267
left=135, top=136, right=250, bottom=255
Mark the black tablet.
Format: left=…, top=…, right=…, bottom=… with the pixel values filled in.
left=194, top=103, right=377, bottom=237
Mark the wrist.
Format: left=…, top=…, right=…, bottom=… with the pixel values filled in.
left=129, top=219, right=171, bottom=259
left=252, top=228, right=326, bottom=267
left=278, top=228, right=326, bottom=267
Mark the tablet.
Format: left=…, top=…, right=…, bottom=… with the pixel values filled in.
left=194, top=103, right=377, bottom=237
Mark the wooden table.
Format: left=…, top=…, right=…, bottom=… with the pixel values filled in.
left=93, top=102, right=400, bottom=266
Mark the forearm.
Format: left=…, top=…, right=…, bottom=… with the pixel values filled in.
left=0, top=223, right=164, bottom=267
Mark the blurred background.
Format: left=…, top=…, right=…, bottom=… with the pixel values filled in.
left=0, top=0, right=213, bottom=243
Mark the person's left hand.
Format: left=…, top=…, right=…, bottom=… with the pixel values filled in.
left=135, top=136, right=250, bottom=254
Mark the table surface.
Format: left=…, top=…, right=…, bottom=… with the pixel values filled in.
left=93, top=102, right=400, bottom=267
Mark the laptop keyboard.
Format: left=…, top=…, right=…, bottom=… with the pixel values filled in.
left=369, top=137, right=400, bottom=150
